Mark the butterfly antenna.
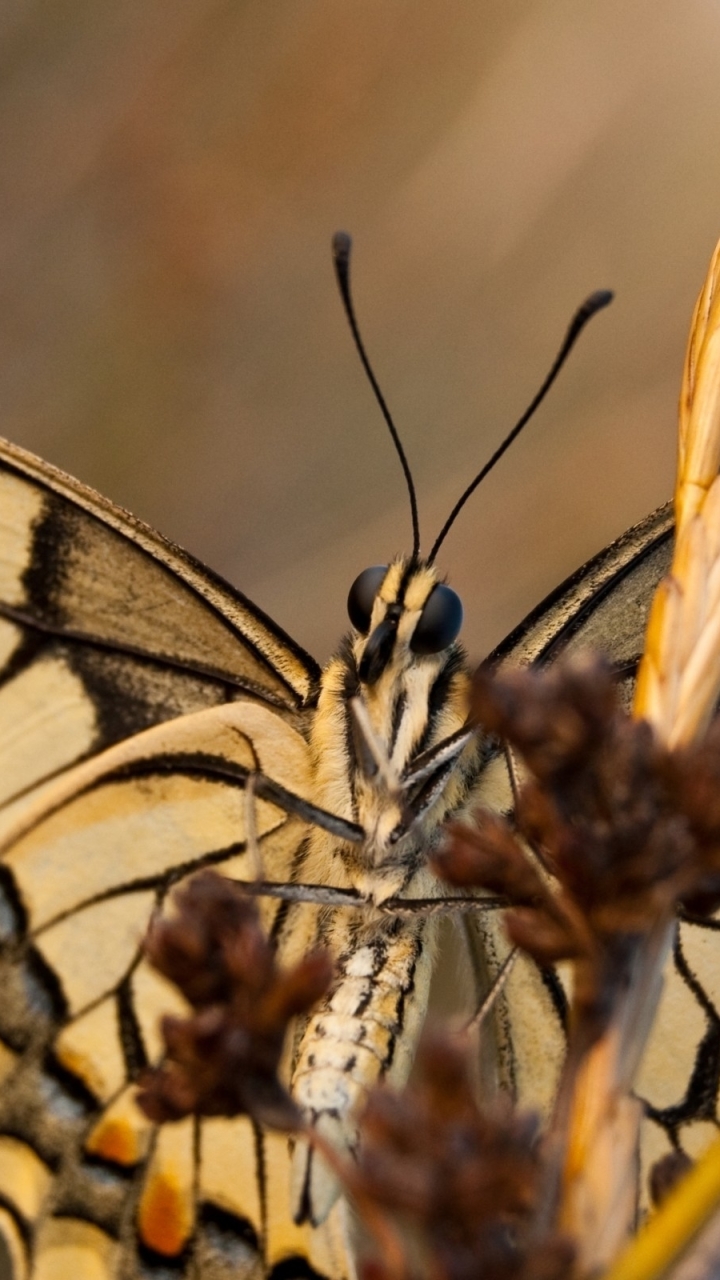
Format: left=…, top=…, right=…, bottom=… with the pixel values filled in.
left=333, top=231, right=421, bottom=560
left=428, top=289, right=614, bottom=563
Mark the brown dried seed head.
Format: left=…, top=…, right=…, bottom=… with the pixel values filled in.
left=136, top=870, right=332, bottom=1130
left=472, top=655, right=618, bottom=784
left=435, top=813, right=544, bottom=900
left=354, top=1032, right=574, bottom=1280
left=649, top=1150, right=694, bottom=1207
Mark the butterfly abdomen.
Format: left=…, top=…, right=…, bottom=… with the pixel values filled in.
left=290, top=914, right=437, bottom=1226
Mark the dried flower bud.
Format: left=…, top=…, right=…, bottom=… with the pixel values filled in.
left=505, top=905, right=587, bottom=966
left=437, top=654, right=720, bottom=1027
left=137, top=870, right=332, bottom=1130
left=352, top=1031, right=575, bottom=1280
left=649, top=1150, right=693, bottom=1207
left=473, top=654, right=617, bottom=786
left=437, top=812, right=544, bottom=901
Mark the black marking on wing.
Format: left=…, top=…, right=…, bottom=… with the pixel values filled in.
left=89, top=755, right=364, bottom=845
left=53, top=1173, right=128, bottom=1239
left=23, top=859, right=245, bottom=938
left=7, top=946, right=68, bottom=1040
left=7, top=466, right=322, bottom=708
left=489, top=505, right=673, bottom=670
left=680, top=910, right=720, bottom=931
left=117, top=973, right=149, bottom=1078
left=20, top=833, right=320, bottom=944
left=0, top=1194, right=30, bottom=1247
left=0, top=1232, right=21, bottom=1280
left=255, top=1120, right=270, bottom=1259
left=0, top=598, right=298, bottom=716
left=0, top=865, right=26, bottom=943
left=198, top=1201, right=260, bottom=1262
left=137, top=1237, right=192, bottom=1272
left=538, top=965, right=569, bottom=1032
left=41, top=1053, right=97, bottom=1120
left=20, top=488, right=68, bottom=629
left=645, top=932, right=720, bottom=1135
left=65, top=645, right=233, bottom=749
left=0, top=625, right=46, bottom=691
left=270, top=1255, right=330, bottom=1280
left=0, top=1053, right=98, bottom=1176
left=81, top=1143, right=136, bottom=1181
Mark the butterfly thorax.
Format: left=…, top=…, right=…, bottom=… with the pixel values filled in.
left=304, top=556, right=477, bottom=904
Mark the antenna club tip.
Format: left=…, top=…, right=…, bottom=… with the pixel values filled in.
left=332, top=231, right=352, bottom=263
left=586, top=288, right=614, bottom=313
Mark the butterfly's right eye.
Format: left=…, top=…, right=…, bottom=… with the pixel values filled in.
left=347, top=566, right=388, bottom=633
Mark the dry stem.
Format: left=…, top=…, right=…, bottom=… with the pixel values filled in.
left=559, top=236, right=720, bottom=1269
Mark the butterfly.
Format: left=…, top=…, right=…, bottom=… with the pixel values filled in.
left=0, top=233, right=709, bottom=1280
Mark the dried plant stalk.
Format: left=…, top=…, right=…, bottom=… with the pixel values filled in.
left=559, top=236, right=720, bottom=1268
left=603, top=1132, right=720, bottom=1280
left=636, top=235, right=720, bottom=746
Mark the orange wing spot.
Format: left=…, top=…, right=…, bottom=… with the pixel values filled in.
left=54, top=1043, right=100, bottom=1098
left=85, top=1116, right=144, bottom=1167
left=138, top=1171, right=193, bottom=1257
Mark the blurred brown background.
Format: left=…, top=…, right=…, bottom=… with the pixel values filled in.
left=2, top=0, right=720, bottom=664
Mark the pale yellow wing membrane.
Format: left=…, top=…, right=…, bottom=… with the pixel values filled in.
left=0, top=696, right=355, bottom=1279
left=475, top=497, right=720, bottom=1222
left=0, top=436, right=352, bottom=1280
left=0, top=440, right=319, bottom=802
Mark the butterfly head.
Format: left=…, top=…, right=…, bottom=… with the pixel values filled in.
left=347, top=559, right=463, bottom=686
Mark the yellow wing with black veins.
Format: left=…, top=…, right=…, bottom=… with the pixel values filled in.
left=469, top=504, right=720, bottom=1210
left=0, top=438, right=354, bottom=1280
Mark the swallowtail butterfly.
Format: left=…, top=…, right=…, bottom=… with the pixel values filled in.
left=0, top=235, right=705, bottom=1280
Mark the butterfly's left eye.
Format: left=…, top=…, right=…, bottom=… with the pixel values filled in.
left=348, top=565, right=388, bottom=634
left=410, top=583, right=463, bottom=655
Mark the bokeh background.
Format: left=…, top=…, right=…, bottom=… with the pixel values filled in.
left=3, top=0, right=720, bottom=664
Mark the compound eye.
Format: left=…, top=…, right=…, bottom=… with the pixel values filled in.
left=410, top=583, right=463, bottom=655
left=347, top=565, right=388, bottom=634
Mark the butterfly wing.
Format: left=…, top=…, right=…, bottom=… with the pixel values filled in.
left=0, top=433, right=692, bottom=1279
left=0, top=435, right=320, bottom=791
left=0, top=439, right=356, bottom=1280
left=489, top=500, right=673, bottom=680
left=468, top=501, right=720, bottom=1203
